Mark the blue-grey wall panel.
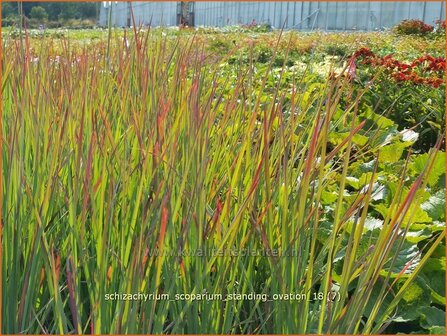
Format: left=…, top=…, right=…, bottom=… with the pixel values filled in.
left=99, top=1, right=445, bottom=31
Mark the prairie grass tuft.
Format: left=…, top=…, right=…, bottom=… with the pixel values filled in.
left=2, top=27, right=445, bottom=334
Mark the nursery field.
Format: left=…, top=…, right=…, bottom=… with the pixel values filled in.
left=2, top=26, right=446, bottom=334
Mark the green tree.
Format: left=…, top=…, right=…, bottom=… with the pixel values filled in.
left=57, top=3, right=77, bottom=20
left=3, top=2, right=98, bottom=26
left=77, top=3, right=97, bottom=19
left=1, top=2, right=15, bottom=18
left=41, top=2, right=63, bottom=21
left=29, top=6, right=48, bottom=21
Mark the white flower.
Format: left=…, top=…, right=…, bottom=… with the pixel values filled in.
left=400, top=129, right=419, bottom=143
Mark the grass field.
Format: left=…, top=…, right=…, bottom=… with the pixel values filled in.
left=2, top=26, right=446, bottom=334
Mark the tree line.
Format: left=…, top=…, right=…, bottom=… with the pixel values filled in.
left=2, top=2, right=99, bottom=23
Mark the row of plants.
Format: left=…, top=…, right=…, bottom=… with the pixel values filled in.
left=394, top=19, right=446, bottom=36
left=352, top=48, right=444, bottom=87
left=2, top=26, right=445, bottom=334
left=347, top=48, right=445, bottom=153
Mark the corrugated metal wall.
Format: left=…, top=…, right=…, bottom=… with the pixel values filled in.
left=99, top=2, right=178, bottom=26
left=99, top=1, right=445, bottom=31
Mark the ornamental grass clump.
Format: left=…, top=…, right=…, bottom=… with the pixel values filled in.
left=2, top=26, right=445, bottom=334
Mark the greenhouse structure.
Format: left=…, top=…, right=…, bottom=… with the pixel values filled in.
left=99, top=1, right=445, bottom=31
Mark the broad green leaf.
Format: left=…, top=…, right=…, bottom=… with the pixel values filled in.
left=361, top=107, right=395, bottom=129
left=421, top=189, right=446, bottom=222
left=345, top=176, right=360, bottom=189
left=429, top=326, right=446, bottom=334
left=419, top=306, right=446, bottom=329
left=378, top=142, right=407, bottom=164
left=411, top=152, right=446, bottom=188
left=420, top=268, right=446, bottom=305
left=353, top=134, right=369, bottom=147
left=363, top=282, right=394, bottom=321
left=317, top=221, right=333, bottom=243
left=382, top=243, right=421, bottom=276
left=392, top=279, right=431, bottom=322
left=358, top=172, right=376, bottom=187
left=402, top=281, right=425, bottom=303
left=402, top=205, right=432, bottom=225
left=406, top=228, right=433, bottom=243
left=372, top=202, right=432, bottom=226
left=356, top=230, right=421, bottom=275
left=321, top=190, right=338, bottom=204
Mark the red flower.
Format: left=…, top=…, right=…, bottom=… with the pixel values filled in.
left=352, top=48, right=445, bottom=88
left=353, top=47, right=375, bottom=58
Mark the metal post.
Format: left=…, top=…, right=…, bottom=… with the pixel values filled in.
left=127, top=2, right=131, bottom=27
